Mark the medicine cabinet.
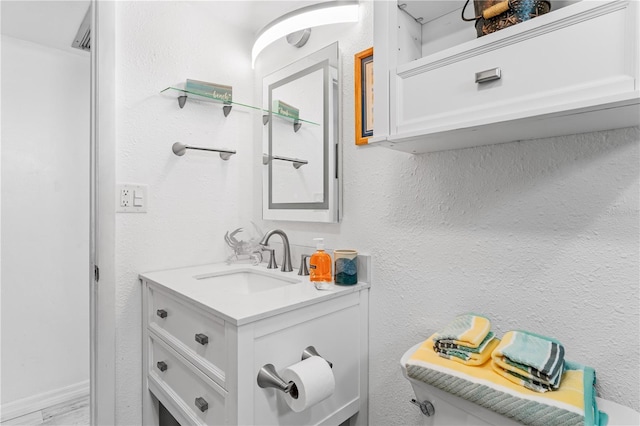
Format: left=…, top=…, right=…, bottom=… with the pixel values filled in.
left=262, top=42, right=340, bottom=223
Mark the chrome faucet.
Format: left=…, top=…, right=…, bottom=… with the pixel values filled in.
left=259, top=229, right=293, bottom=272
left=261, top=247, right=278, bottom=269
left=298, top=254, right=311, bottom=276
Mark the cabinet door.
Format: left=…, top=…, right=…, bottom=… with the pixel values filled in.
left=251, top=296, right=362, bottom=425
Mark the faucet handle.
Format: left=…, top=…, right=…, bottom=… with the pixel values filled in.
left=262, top=247, right=278, bottom=269
left=298, top=254, right=311, bottom=276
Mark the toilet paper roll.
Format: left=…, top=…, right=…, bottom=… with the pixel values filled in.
left=280, top=355, right=335, bottom=412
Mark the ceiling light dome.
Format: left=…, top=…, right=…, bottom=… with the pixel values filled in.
left=251, top=1, right=359, bottom=68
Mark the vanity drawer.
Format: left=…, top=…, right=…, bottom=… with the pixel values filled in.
left=148, top=285, right=226, bottom=386
left=149, top=332, right=227, bottom=425
left=395, top=2, right=636, bottom=135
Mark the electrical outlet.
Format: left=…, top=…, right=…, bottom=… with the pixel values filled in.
left=117, top=184, right=147, bottom=213
left=120, top=189, right=131, bottom=207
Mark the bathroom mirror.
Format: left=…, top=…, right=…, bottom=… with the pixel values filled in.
left=262, top=42, right=340, bottom=223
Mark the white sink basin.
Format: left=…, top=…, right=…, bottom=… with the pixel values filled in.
left=193, top=268, right=299, bottom=294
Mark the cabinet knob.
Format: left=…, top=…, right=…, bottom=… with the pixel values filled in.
left=156, top=361, right=167, bottom=372
left=195, top=397, right=208, bottom=412
left=156, top=309, right=168, bottom=318
left=195, top=333, right=209, bottom=345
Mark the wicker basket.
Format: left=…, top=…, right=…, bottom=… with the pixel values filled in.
left=462, top=0, right=551, bottom=37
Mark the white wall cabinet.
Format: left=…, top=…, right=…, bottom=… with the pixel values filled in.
left=140, top=264, right=370, bottom=425
left=372, top=0, right=639, bottom=153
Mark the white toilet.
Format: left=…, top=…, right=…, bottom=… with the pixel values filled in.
left=401, top=343, right=640, bottom=426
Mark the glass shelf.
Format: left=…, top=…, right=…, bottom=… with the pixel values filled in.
left=160, top=86, right=319, bottom=126
left=267, top=111, right=319, bottom=127
left=161, top=86, right=261, bottom=116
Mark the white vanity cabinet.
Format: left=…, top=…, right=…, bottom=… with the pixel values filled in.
left=140, top=263, right=370, bottom=426
left=372, top=0, right=639, bottom=153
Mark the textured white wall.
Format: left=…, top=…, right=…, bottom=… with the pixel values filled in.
left=114, top=2, right=255, bottom=424
left=114, top=1, right=639, bottom=424
left=361, top=128, right=640, bottom=424
left=254, top=0, right=640, bottom=423
left=1, top=36, right=90, bottom=404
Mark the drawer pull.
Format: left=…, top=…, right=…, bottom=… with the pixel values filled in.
left=195, top=333, right=209, bottom=345
left=156, top=361, right=167, bottom=372
left=195, top=397, right=208, bottom=412
left=156, top=309, right=168, bottom=318
left=475, top=67, right=501, bottom=84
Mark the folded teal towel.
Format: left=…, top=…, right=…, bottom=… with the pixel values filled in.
left=491, top=330, right=565, bottom=392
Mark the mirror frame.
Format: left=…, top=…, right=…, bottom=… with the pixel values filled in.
left=262, top=42, right=340, bottom=223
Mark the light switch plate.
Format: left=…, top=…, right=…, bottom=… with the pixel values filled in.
left=117, top=184, right=147, bottom=213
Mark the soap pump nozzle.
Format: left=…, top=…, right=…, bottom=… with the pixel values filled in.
left=313, top=237, right=325, bottom=251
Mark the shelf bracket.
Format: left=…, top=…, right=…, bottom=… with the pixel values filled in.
left=261, top=114, right=302, bottom=133
left=175, top=94, right=232, bottom=117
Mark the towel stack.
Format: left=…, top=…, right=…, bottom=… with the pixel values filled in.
left=491, top=330, right=565, bottom=393
left=406, top=338, right=606, bottom=426
left=432, top=314, right=499, bottom=366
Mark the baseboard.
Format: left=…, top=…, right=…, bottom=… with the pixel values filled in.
left=0, top=380, right=90, bottom=423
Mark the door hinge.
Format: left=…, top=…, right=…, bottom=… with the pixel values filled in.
left=94, top=265, right=100, bottom=282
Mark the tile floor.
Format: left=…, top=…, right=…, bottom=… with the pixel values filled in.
left=3, top=395, right=89, bottom=426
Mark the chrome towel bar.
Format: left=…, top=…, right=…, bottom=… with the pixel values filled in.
left=262, top=153, right=308, bottom=169
left=172, top=142, right=236, bottom=160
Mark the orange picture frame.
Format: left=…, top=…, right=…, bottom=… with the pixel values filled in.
left=354, top=47, right=373, bottom=145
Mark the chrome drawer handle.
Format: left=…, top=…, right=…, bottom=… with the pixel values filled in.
left=156, top=361, right=167, bottom=372
left=195, top=333, right=209, bottom=345
left=195, top=397, right=208, bottom=412
left=475, top=67, right=501, bottom=83
left=156, top=309, right=168, bottom=318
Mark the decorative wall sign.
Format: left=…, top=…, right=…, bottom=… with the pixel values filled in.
left=273, top=100, right=300, bottom=122
left=185, top=79, right=232, bottom=103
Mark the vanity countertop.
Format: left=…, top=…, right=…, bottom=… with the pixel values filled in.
left=140, top=262, right=370, bottom=326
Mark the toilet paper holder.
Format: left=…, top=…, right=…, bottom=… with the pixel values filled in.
left=302, top=346, right=333, bottom=368
left=256, top=346, right=333, bottom=397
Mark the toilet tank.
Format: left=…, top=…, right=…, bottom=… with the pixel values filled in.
left=401, top=343, right=640, bottom=426
left=404, top=375, right=521, bottom=426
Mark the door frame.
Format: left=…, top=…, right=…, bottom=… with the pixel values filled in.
left=90, top=1, right=116, bottom=424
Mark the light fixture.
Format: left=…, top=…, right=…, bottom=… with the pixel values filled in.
left=286, top=28, right=312, bottom=48
left=251, top=1, right=359, bottom=68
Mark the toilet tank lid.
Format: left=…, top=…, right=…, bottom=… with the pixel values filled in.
left=595, top=398, right=640, bottom=425
left=400, top=342, right=421, bottom=376
left=400, top=342, right=639, bottom=425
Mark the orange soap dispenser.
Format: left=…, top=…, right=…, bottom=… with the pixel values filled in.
left=309, top=238, right=332, bottom=282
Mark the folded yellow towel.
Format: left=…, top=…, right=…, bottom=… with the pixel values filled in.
left=435, top=332, right=500, bottom=366
left=433, top=313, right=492, bottom=349
left=432, top=314, right=498, bottom=365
